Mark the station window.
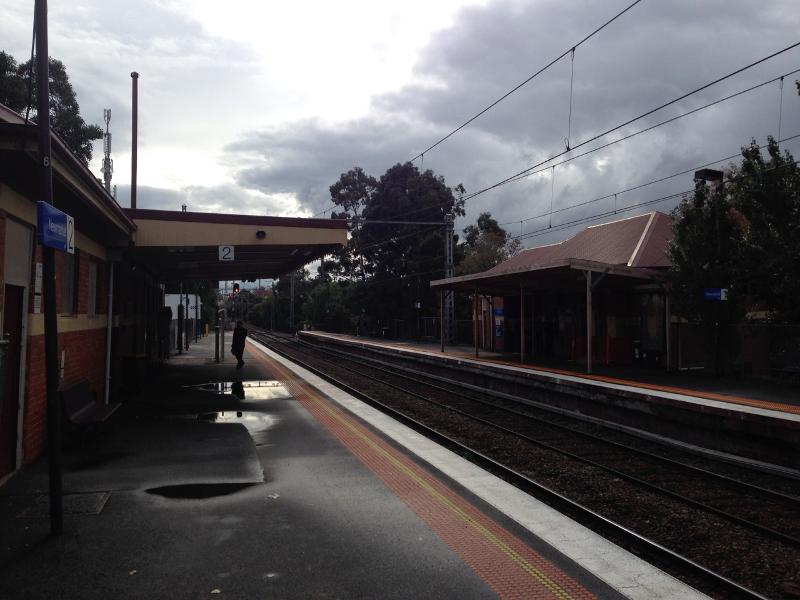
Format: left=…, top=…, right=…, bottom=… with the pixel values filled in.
left=88, top=258, right=98, bottom=316
left=60, top=250, right=79, bottom=315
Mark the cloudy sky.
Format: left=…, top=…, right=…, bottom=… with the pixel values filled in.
left=3, top=0, right=800, bottom=247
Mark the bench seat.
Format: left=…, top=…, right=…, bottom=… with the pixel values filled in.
left=60, top=379, right=120, bottom=426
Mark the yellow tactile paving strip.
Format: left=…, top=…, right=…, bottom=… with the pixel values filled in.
left=306, top=333, right=800, bottom=417
left=249, top=342, right=598, bottom=600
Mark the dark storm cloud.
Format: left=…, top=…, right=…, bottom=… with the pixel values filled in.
left=222, top=0, right=800, bottom=244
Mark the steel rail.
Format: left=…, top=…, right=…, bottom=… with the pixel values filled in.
left=265, top=333, right=800, bottom=548
left=252, top=331, right=769, bottom=600
left=296, top=336, right=800, bottom=505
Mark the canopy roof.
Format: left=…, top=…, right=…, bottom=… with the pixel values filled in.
left=124, top=208, right=347, bottom=281
left=432, top=212, right=672, bottom=294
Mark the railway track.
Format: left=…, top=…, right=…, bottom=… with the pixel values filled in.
left=251, top=330, right=800, bottom=599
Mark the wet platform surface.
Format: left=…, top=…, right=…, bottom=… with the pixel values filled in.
left=0, top=334, right=702, bottom=599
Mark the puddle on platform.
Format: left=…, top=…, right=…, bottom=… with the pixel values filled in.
left=146, top=482, right=259, bottom=499
left=197, top=411, right=278, bottom=433
left=184, top=380, right=288, bottom=401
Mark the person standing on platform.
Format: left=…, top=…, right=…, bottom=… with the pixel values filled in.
left=231, top=320, right=248, bottom=369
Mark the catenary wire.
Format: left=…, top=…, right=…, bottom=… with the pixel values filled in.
left=460, top=41, right=800, bottom=203
left=499, top=131, right=800, bottom=228
left=409, top=0, right=646, bottom=162
left=498, top=67, right=800, bottom=189
left=510, top=157, right=800, bottom=244
left=326, top=63, right=800, bottom=226
left=314, top=0, right=646, bottom=218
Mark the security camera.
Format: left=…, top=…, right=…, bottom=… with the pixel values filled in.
left=256, top=230, right=266, bottom=239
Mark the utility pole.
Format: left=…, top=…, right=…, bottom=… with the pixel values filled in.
left=443, top=213, right=455, bottom=344
left=289, top=272, right=295, bottom=332
left=130, top=72, right=139, bottom=208
left=36, top=0, right=63, bottom=536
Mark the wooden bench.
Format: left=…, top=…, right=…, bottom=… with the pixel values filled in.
left=60, top=379, right=120, bottom=427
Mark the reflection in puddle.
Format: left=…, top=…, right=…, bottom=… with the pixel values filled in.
left=198, top=411, right=278, bottom=432
left=184, top=380, right=289, bottom=401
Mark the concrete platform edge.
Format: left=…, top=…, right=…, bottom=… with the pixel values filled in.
left=248, top=337, right=709, bottom=600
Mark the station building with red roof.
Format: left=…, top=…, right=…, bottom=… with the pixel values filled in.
left=432, top=211, right=675, bottom=371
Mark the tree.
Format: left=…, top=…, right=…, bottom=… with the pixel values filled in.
left=356, top=163, right=465, bottom=330
left=725, top=138, right=800, bottom=323
left=0, top=51, right=27, bottom=110
left=0, top=51, right=102, bottom=165
left=327, top=167, right=378, bottom=280
left=457, top=212, right=521, bottom=275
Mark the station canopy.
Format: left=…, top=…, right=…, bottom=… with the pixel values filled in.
left=431, top=212, right=672, bottom=295
left=123, top=208, right=348, bottom=281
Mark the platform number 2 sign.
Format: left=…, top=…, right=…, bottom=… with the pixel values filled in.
left=219, top=245, right=235, bottom=261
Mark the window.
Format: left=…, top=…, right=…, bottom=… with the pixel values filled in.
left=60, top=250, right=78, bottom=314
left=88, top=259, right=98, bottom=316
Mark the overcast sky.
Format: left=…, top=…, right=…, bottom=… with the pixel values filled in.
left=3, top=0, right=800, bottom=247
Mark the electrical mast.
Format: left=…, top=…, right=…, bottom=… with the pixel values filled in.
left=101, top=109, right=113, bottom=193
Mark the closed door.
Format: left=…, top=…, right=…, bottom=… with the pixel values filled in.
left=1, top=285, right=24, bottom=477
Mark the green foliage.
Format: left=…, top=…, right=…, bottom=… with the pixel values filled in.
left=669, top=137, right=800, bottom=324
left=726, top=138, right=800, bottom=322
left=668, top=182, right=743, bottom=325
left=0, top=51, right=27, bottom=110
left=457, top=212, right=521, bottom=275
left=0, top=51, right=102, bottom=165
left=325, top=162, right=465, bottom=330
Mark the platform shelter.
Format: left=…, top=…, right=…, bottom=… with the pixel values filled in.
left=431, top=212, right=673, bottom=374
left=0, top=101, right=347, bottom=477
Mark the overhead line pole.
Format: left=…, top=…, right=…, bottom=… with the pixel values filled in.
left=35, top=0, right=63, bottom=536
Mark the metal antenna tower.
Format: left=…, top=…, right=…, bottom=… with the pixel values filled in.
left=101, top=109, right=113, bottom=193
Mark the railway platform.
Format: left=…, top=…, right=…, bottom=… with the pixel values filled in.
left=0, top=333, right=706, bottom=599
left=299, top=331, right=800, bottom=470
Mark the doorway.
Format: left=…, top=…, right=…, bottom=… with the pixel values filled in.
left=1, top=285, right=24, bottom=477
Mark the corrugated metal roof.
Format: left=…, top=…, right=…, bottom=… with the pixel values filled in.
left=488, top=211, right=672, bottom=275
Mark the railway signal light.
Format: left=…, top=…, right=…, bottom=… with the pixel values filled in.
left=233, top=282, right=240, bottom=294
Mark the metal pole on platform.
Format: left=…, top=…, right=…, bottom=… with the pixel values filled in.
left=585, top=271, right=592, bottom=374
left=35, top=0, right=63, bottom=536
left=473, top=289, right=479, bottom=358
left=439, top=290, right=444, bottom=352
left=520, top=284, right=525, bottom=365
left=665, top=291, right=671, bottom=372
left=177, top=282, right=183, bottom=355
left=214, top=321, right=220, bottom=362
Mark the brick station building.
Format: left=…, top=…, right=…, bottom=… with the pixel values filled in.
left=0, top=104, right=135, bottom=478
left=0, top=102, right=347, bottom=480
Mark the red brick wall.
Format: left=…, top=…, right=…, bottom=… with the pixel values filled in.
left=22, top=327, right=107, bottom=464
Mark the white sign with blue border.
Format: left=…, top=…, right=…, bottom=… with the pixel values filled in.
left=36, top=202, right=74, bottom=254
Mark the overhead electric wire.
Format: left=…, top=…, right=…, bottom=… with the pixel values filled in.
left=510, top=156, right=800, bottom=244
left=328, top=62, right=800, bottom=227
left=499, top=131, right=800, bottom=228
left=497, top=67, right=800, bottom=190
left=409, top=0, right=646, bottom=163
left=314, top=0, right=646, bottom=218
left=460, top=40, right=800, bottom=203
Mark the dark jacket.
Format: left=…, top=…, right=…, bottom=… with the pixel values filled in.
left=231, top=326, right=248, bottom=355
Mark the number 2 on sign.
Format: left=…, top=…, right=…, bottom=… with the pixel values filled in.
left=66, top=216, right=75, bottom=254
left=219, top=245, right=234, bottom=261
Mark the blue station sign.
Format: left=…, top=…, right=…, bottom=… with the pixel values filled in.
left=37, top=202, right=74, bottom=254
left=703, top=288, right=728, bottom=301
